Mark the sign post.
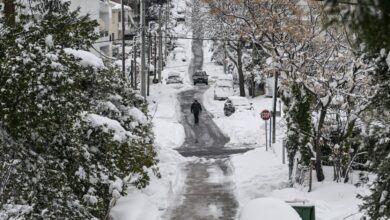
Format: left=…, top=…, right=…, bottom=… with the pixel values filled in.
left=260, top=109, right=271, bottom=151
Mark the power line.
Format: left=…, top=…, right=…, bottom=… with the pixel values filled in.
left=96, top=35, right=242, bottom=44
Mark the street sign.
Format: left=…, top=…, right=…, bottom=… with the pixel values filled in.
left=260, top=109, right=271, bottom=120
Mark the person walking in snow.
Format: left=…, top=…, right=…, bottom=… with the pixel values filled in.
left=191, top=99, right=202, bottom=125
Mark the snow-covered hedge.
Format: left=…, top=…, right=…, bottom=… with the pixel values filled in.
left=0, top=1, right=158, bottom=219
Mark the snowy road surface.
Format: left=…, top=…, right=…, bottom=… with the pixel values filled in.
left=167, top=158, right=238, bottom=220
left=165, top=19, right=243, bottom=220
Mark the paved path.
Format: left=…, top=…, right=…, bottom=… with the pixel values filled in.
left=165, top=12, right=245, bottom=220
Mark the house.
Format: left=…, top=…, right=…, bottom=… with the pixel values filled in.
left=109, top=1, right=134, bottom=42
left=70, top=0, right=112, bottom=57
left=0, top=1, right=4, bottom=17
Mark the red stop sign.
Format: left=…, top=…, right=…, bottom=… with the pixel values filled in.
left=260, top=110, right=271, bottom=120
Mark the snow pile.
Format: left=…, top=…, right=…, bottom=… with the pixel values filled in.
left=110, top=192, right=160, bottom=220
left=64, top=48, right=104, bottom=68
left=271, top=180, right=368, bottom=220
left=231, top=146, right=290, bottom=204
left=129, top=107, right=148, bottom=125
left=239, top=197, right=302, bottom=220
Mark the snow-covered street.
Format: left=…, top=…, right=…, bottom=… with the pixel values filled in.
left=112, top=7, right=365, bottom=219
left=2, top=0, right=385, bottom=220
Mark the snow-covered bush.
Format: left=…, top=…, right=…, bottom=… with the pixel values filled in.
left=0, top=1, right=158, bottom=219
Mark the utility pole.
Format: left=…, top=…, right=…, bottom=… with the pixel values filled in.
left=133, top=39, right=137, bottom=89
left=158, top=6, right=163, bottom=83
left=223, top=40, right=227, bottom=74
left=147, top=32, right=151, bottom=96
left=153, top=34, right=158, bottom=83
left=272, top=71, right=278, bottom=144
left=121, top=0, right=126, bottom=79
left=164, top=0, right=169, bottom=61
left=140, top=0, right=146, bottom=97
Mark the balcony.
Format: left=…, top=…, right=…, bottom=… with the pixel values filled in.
left=99, top=30, right=109, bottom=38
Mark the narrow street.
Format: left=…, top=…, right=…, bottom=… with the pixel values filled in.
left=165, top=20, right=242, bottom=220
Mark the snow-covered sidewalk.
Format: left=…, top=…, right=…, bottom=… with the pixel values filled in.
left=200, top=41, right=367, bottom=220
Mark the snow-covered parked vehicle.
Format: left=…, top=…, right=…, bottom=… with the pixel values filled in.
left=214, top=75, right=234, bottom=100
left=173, top=47, right=187, bottom=62
left=224, top=96, right=253, bottom=116
left=192, top=70, right=208, bottom=85
left=166, top=71, right=183, bottom=84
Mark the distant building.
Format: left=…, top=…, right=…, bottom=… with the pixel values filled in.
left=70, top=0, right=112, bottom=57
left=0, top=0, right=5, bottom=18
left=109, top=1, right=135, bottom=42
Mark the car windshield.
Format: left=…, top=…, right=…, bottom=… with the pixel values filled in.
left=194, top=71, right=206, bottom=75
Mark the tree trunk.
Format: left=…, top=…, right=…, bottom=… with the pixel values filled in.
left=237, top=38, right=245, bottom=97
left=314, top=106, right=327, bottom=182
left=4, top=0, right=15, bottom=26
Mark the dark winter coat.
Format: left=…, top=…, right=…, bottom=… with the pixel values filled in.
left=191, top=102, right=202, bottom=115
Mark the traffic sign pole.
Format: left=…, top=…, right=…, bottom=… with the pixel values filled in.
left=260, top=109, right=271, bottom=151
left=269, top=115, right=272, bottom=149
left=265, top=120, right=268, bottom=151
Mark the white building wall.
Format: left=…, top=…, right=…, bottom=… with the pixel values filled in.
left=70, top=0, right=112, bottom=58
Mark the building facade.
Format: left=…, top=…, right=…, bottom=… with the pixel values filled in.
left=70, top=0, right=112, bottom=57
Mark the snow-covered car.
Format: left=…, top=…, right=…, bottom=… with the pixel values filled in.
left=166, top=71, right=183, bottom=84
left=192, top=70, right=208, bottom=85
left=175, top=5, right=186, bottom=22
left=214, top=75, right=234, bottom=100
left=224, top=96, right=253, bottom=116
left=173, top=48, right=187, bottom=62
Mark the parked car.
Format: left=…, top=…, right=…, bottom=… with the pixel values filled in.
left=173, top=47, right=187, bottom=62
left=193, top=70, right=208, bottom=85
left=166, top=71, right=183, bottom=84
left=224, top=96, right=253, bottom=116
left=214, top=75, right=234, bottom=100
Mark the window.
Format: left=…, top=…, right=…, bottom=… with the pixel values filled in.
left=118, top=11, right=121, bottom=22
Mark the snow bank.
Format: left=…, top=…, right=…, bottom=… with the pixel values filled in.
left=148, top=84, right=189, bottom=149
left=271, top=181, right=367, bottom=220
left=231, top=146, right=290, bottom=205
left=64, top=48, right=104, bottom=68
left=129, top=107, right=148, bottom=125
left=239, top=197, right=302, bottom=220
left=110, top=191, right=160, bottom=220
